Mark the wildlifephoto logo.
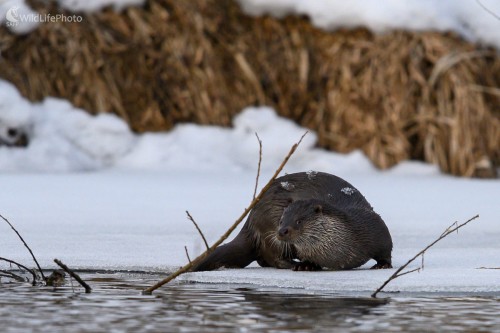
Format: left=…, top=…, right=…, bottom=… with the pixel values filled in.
left=4, top=5, right=83, bottom=27
left=5, top=6, right=19, bottom=23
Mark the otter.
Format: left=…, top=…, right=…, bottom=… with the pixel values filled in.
left=191, top=171, right=392, bottom=271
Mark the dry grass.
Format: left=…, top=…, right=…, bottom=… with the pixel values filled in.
left=0, top=0, right=498, bottom=177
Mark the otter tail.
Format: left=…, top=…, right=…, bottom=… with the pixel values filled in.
left=191, top=228, right=257, bottom=271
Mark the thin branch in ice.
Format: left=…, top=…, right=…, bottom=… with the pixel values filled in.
left=184, top=246, right=192, bottom=263
left=394, top=267, right=421, bottom=278
left=186, top=211, right=209, bottom=251
left=371, top=214, right=479, bottom=298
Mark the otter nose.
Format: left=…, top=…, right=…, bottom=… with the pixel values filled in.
left=278, top=227, right=289, bottom=238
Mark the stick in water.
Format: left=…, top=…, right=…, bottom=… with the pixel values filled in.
left=54, top=259, right=92, bottom=293
left=1, top=214, right=46, bottom=281
left=0, top=269, right=26, bottom=282
left=0, top=256, right=38, bottom=286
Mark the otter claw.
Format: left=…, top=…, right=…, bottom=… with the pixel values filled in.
left=292, top=262, right=322, bottom=271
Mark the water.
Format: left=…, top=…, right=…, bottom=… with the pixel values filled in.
left=1, top=271, right=499, bottom=332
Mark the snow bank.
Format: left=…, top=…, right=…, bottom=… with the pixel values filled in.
left=0, top=80, right=32, bottom=145
left=2, top=0, right=500, bottom=50
left=56, top=0, right=144, bottom=12
left=0, top=81, right=135, bottom=172
left=238, top=0, right=500, bottom=48
left=0, top=79, right=375, bottom=174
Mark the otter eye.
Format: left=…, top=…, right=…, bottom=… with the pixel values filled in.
left=296, top=220, right=301, bottom=225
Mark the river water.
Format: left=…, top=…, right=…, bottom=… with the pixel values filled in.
left=1, top=271, right=499, bottom=332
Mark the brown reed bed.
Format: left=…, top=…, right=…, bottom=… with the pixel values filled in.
left=0, top=0, right=498, bottom=177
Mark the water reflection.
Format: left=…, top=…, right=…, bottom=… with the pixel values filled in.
left=0, top=271, right=499, bottom=333
left=154, top=284, right=388, bottom=332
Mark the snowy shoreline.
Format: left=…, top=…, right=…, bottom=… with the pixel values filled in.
left=1, top=76, right=499, bottom=294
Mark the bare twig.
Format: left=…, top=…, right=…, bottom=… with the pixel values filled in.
left=394, top=267, right=421, bottom=278
left=440, top=221, right=458, bottom=238
left=0, top=269, right=26, bottom=282
left=69, top=275, right=75, bottom=292
left=253, top=133, right=263, bottom=200
left=476, top=267, right=500, bottom=270
left=184, top=246, right=192, bottom=263
left=0, top=214, right=46, bottom=281
left=476, top=0, right=500, bottom=20
left=142, top=132, right=308, bottom=294
left=371, top=214, right=479, bottom=298
left=186, top=211, right=209, bottom=251
left=0, top=256, right=37, bottom=285
left=54, top=259, right=92, bottom=293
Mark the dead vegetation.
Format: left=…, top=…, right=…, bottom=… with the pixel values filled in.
left=0, top=214, right=91, bottom=292
left=0, top=0, right=498, bottom=177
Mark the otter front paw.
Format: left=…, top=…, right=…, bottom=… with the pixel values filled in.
left=292, top=261, right=322, bottom=271
left=371, top=262, right=392, bottom=269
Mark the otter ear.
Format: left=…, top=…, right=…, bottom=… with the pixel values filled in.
left=314, top=205, right=322, bottom=214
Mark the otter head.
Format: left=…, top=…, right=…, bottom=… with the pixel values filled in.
left=277, top=199, right=324, bottom=243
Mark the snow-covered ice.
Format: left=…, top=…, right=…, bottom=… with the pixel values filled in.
left=1, top=80, right=499, bottom=295
left=1, top=168, right=498, bottom=295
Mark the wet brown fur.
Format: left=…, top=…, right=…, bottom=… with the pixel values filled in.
left=192, top=172, right=392, bottom=271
